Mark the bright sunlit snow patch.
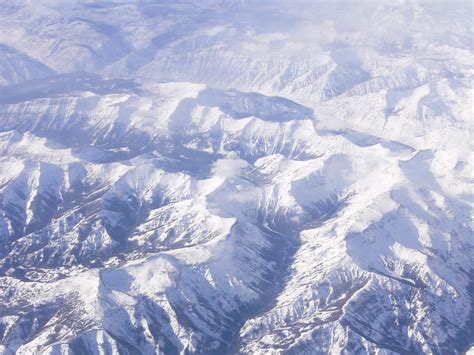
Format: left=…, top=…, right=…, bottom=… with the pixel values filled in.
left=0, top=0, right=472, bottom=354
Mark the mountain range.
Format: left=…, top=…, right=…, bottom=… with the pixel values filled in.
left=0, top=1, right=473, bottom=354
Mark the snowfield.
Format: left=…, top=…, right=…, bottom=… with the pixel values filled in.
left=0, top=0, right=473, bottom=354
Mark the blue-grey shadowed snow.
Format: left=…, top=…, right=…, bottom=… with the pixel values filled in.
left=196, top=88, right=314, bottom=122
left=151, top=149, right=220, bottom=179
left=0, top=44, right=55, bottom=84
left=0, top=73, right=143, bottom=104
left=72, top=18, right=132, bottom=69
left=0, top=0, right=472, bottom=353
left=320, top=128, right=416, bottom=153
left=124, top=30, right=181, bottom=72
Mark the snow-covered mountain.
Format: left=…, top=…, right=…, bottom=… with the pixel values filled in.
left=0, top=1, right=472, bottom=354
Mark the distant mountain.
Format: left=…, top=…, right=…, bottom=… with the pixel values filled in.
left=0, top=1, right=472, bottom=354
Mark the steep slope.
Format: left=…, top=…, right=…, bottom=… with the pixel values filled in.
left=0, top=79, right=472, bottom=354
left=0, top=1, right=473, bottom=354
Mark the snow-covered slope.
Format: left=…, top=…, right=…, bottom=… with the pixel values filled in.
left=0, top=1, right=472, bottom=354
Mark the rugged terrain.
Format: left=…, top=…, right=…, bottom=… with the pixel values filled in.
left=0, top=1, right=473, bottom=354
